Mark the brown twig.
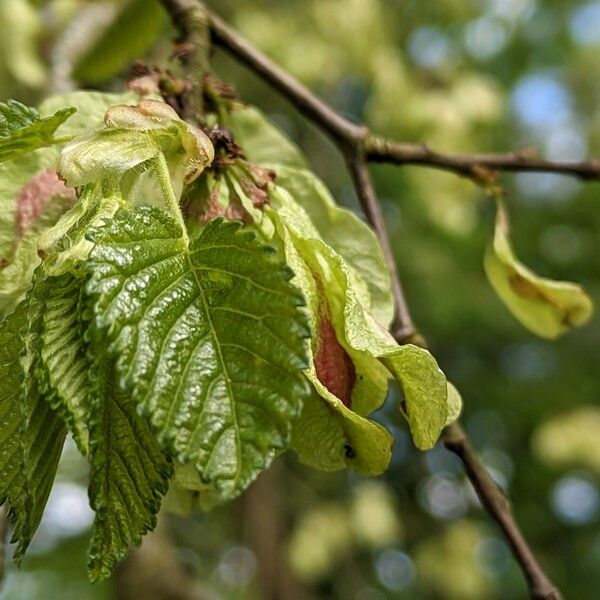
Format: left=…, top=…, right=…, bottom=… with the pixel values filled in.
left=345, top=156, right=559, bottom=600
left=209, top=11, right=599, bottom=185
left=160, top=0, right=210, bottom=122
left=162, top=3, right=562, bottom=598
left=366, top=137, right=600, bottom=181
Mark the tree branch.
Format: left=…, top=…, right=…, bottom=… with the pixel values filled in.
left=209, top=10, right=599, bottom=185
left=344, top=148, right=417, bottom=341
left=162, top=3, right=562, bottom=598
left=344, top=155, right=559, bottom=600
left=366, top=137, right=600, bottom=182
left=160, top=0, right=210, bottom=122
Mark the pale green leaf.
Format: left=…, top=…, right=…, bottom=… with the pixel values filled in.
left=380, top=346, right=448, bottom=450
left=0, top=180, right=74, bottom=317
left=445, top=381, right=462, bottom=426
left=57, top=128, right=161, bottom=187
left=271, top=217, right=392, bottom=473
left=58, top=100, right=213, bottom=191
left=85, top=206, right=310, bottom=501
left=39, top=184, right=124, bottom=277
left=485, top=200, right=593, bottom=339
left=86, top=326, right=172, bottom=582
left=0, top=148, right=62, bottom=261
left=223, top=105, right=307, bottom=168
left=270, top=165, right=394, bottom=327
left=39, top=91, right=140, bottom=138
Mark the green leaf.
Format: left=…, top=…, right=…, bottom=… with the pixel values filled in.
left=85, top=206, right=310, bottom=501
left=86, top=322, right=172, bottom=581
left=39, top=273, right=90, bottom=453
left=39, top=184, right=124, bottom=277
left=58, top=128, right=163, bottom=187
left=0, top=286, right=67, bottom=561
left=39, top=91, right=140, bottom=138
left=380, top=346, right=448, bottom=450
left=270, top=165, right=394, bottom=328
left=270, top=187, right=450, bottom=453
left=0, top=101, right=75, bottom=164
left=484, top=200, right=593, bottom=339
left=445, top=381, right=462, bottom=426
left=73, top=0, right=167, bottom=85
left=0, top=100, right=38, bottom=136
left=0, top=304, right=29, bottom=509
left=223, top=105, right=307, bottom=169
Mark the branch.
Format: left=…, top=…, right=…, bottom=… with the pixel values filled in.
left=345, top=156, right=559, bottom=600
left=366, top=137, right=600, bottom=182
left=209, top=10, right=599, bottom=184
left=443, top=423, right=560, bottom=600
left=159, top=0, right=210, bottom=122
left=344, top=148, right=417, bottom=341
left=162, top=3, right=562, bottom=598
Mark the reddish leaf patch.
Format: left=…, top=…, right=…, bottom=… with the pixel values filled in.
left=313, top=277, right=356, bottom=407
left=16, top=169, right=76, bottom=238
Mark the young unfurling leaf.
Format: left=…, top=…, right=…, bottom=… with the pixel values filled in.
left=485, top=200, right=593, bottom=339
left=58, top=99, right=214, bottom=192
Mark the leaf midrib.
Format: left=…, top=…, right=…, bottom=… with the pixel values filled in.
left=185, top=249, right=243, bottom=490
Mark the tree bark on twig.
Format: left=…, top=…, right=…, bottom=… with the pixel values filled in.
left=207, top=10, right=600, bottom=185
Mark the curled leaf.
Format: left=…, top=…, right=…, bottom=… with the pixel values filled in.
left=58, top=99, right=214, bottom=189
left=484, top=200, right=593, bottom=339
left=445, top=381, right=462, bottom=426
left=270, top=187, right=450, bottom=462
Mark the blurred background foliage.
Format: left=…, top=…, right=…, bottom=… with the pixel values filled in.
left=1, top=0, right=600, bottom=598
